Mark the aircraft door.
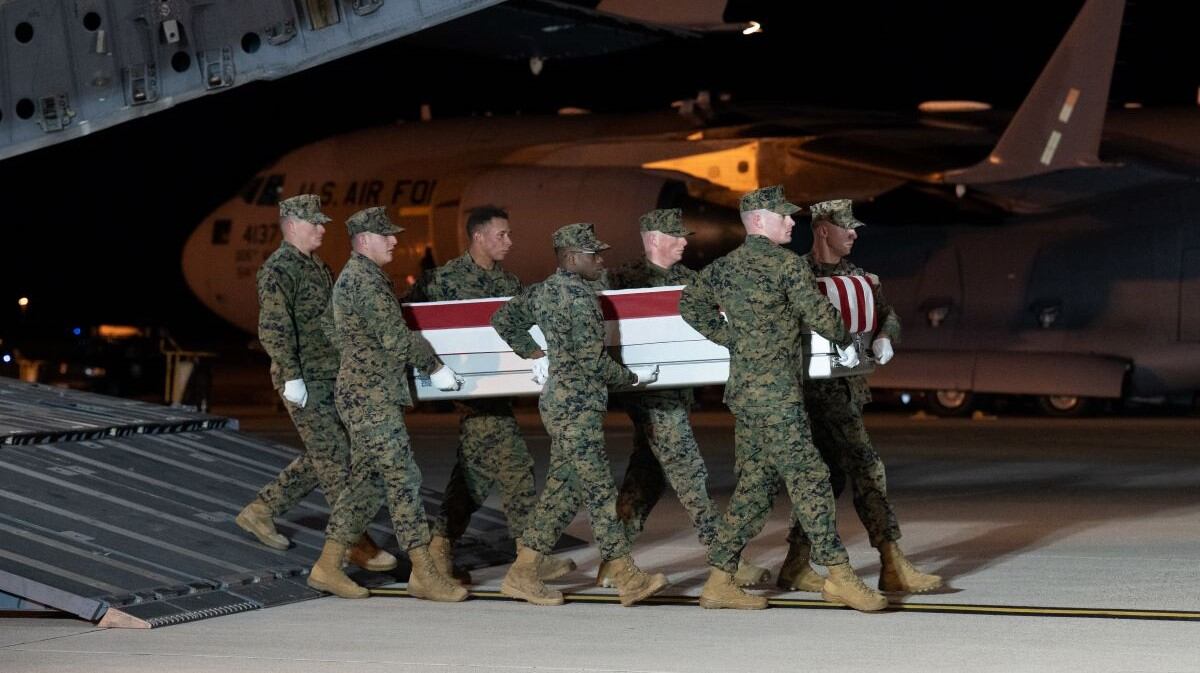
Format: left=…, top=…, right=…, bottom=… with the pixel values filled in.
left=1181, top=248, right=1200, bottom=342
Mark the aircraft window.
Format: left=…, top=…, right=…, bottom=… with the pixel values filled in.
left=14, top=22, right=34, bottom=44
left=171, top=51, right=191, bottom=73
left=15, top=99, right=34, bottom=120
left=82, top=12, right=102, bottom=32
left=240, top=32, right=261, bottom=54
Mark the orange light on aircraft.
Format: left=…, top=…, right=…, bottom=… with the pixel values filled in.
left=97, top=325, right=143, bottom=339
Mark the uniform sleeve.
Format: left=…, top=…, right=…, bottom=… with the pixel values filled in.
left=571, top=296, right=636, bottom=386
left=361, top=274, right=440, bottom=373
left=257, top=268, right=303, bottom=383
left=788, top=259, right=852, bottom=347
left=491, top=289, right=542, bottom=358
left=871, top=276, right=902, bottom=344
left=679, top=271, right=730, bottom=347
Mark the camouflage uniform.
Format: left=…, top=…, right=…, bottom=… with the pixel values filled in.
left=606, top=209, right=717, bottom=546
left=787, top=201, right=903, bottom=549
left=255, top=195, right=351, bottom=516
left=679, top=186, right=853, bottom=573
left=491, top=223, right=638, bottom=562
left=409, top=252, right=538, bottom=543
left=325, top=208, right=443, bottom=551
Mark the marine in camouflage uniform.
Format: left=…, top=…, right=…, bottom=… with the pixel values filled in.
left=604, top=210, right=716, bottom=551
left=777, top=199, right=942, bottom=595
left=680, top=186, right=887, bottom=611
left=235, top=194, right=394, bottom=572
left=492, top=223, right=669, bottom=607
left=307, top=206, right=467, bottom=602
left=406, top=207, right=545, bottom=583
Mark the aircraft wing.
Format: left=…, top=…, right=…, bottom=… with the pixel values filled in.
left=0, top=0, right=507, bottom=161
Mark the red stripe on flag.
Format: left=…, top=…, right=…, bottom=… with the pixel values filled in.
left=850, top=275, right=869, bottom=333
left=834, top=276, right=854, bottom=331
left=401, top=289, right=684, bottom=331
left=599, top=289, right=683, bottom=320
left=402, top=300, right=507, bottom=330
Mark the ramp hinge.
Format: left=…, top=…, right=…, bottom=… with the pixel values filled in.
left=199, top=48, right=235, bottom=89
left=124, top=63, right=160, bottom=105
left=264, top=19, right=297, bottom=45
left=351, top=0, right=384, bottom=16
left=37, top=95, right=76, bottom=132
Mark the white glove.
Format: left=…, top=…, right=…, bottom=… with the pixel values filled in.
left=429, top=365, right=464, bottom=391
left=530, top=356, right=549, bottom=385
left=282, top=379, right=308, bottom=407
left=834, top=343, right=859, bottom=369
left=629, top=365, right=660, bottom=387
left=872, top=337, right=894, bottom=365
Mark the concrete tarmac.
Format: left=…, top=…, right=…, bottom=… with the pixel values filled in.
left=2, top=409, right=1198, bottom=672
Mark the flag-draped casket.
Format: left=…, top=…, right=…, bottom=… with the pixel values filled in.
left=404, top=279, right=878, bottom=401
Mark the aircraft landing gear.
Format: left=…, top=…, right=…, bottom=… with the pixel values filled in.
left=1036, top=394, right=1094, bottom=417
left=926, top=389, right=974, bottom=417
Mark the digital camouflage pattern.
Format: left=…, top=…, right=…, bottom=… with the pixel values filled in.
left=607, top=258, right=715, bottom=546
left=255, top=240, right=349, bottom=515
left=409, top=251, right=538, bottom=543
left=491, top=268, right=636, bottom=561
left=679, top=235, right=851, bottom=413
left=257, top=241, right=338, bottom=390
left=809, top=199, right=865, bottom=229
left=258, top=379, right=351, bottom=514
left=279, top=194, right=331, bottom=224
left=786, top=252, right=902, bottom=549
left=638, top=208, right=692, bottom=236
left=346, top=206, right=403, bottom=237
left=325, top=252, right=442, bottom=550
left=680, top=234, right=854, bottom=571
left=739, top=184, right=800, bottom=215
left=551, top=222, right=610, bottom=252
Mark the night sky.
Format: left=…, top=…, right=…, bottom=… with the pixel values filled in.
left=1, top=0, right=1195, bottom=343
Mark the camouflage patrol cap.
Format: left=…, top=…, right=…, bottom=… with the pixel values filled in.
left=279, top=194, right=332, bottom=224
left=346, top=207, right=403, bottom=237
left=552, top=222, right=610, bottom=252
left=639, top=208, right=692, bottom=237
left=739, top=185, right=800, bottom=215
left=810, top=199, right=865, bottom=229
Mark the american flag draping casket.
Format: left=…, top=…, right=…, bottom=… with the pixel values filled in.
left=404, top=280, right=878, bottom=401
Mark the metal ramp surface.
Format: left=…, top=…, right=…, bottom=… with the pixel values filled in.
left=0, top=378, right=575, bottom=627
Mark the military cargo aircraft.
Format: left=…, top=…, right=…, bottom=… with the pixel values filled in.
left=181, top=0, right=1200, bottom=415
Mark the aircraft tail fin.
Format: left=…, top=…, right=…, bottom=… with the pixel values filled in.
left=945, top=0, right=1125, bottom=185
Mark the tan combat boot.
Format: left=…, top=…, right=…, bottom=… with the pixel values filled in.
left=235, top=498, right=289, bottom=550
left=429, top=535, right=472, bottom=585
left=821, top=563, right=888, bottom=612
left=500, top=546, right=565, bottom=606
left=734, top=558, right=771, bottom=587
left=878, top=542, right=943, bottom=593
left=607, top=556, right=668, bottom=607
left=407, top=546, right=469, bottom=602
left=595, top=559, right=615, bottom=588
left=775, top=541, right=825, bottom=592
left=518, top=543, right=576, bottom=581
left=307, top=540, right=369, bottom=599
left=346, top=533, right=398, bottom=572
left=699, top=568, right=769, bottom=610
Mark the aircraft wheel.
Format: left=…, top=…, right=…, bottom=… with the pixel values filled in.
left=1036, top=394, right=1092, bottom=417
left=927, top=389, right=974, bottom=416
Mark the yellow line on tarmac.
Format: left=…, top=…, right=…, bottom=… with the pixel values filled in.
left=368, top=588, right=1200, bottom=621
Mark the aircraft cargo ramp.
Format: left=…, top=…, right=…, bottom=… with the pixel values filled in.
left=0, top=378, right=547, bottom=628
